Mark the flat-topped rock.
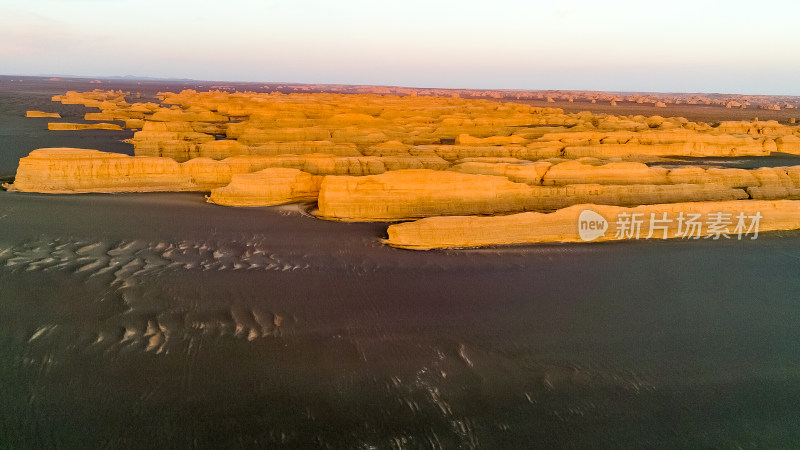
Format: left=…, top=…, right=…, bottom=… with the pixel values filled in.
left=451, top=161, right=552, bottom=185
left=317, top=169, right=534, bottom=221
left=386, top=200, right=800, bottom=249
left=316, top=169, right=748, bottom=221
left=26, top=111, right=61, bottom=118
left=542, top=161, right=669, bottom=185
left=48, top=122, right=123, bottom=131
left=40, top=89, right=800, bottom=165
left=10, top=148, right=194, bottom=193
left=207, top=168, right=322, bottom=206
left=8, top=149, right=452, bottom=194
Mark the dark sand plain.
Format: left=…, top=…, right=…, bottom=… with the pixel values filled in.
left=1, top=77, right=800, bottom=448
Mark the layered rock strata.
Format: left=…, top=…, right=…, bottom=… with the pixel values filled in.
left=8, top=149, right=447, bottom=193
left=386, top=201, right=800, bottom=249
left=207, top=168, right=322, bottom=206
left=26, top=111, right=61, bottom=118
left=316, top=169, right=747, bottom=221
left=48, top=123, right=123, bottom=131
left=40, top=90, right=800, bottom=163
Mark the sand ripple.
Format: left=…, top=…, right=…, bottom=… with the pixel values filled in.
left=0, top=236, right=311, bottom=288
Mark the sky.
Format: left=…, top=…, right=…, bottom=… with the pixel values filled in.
left=1, top=0, right=798, bottom=95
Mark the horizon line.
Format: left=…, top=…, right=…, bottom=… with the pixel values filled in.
left=1, top=73, right=799, bottom=99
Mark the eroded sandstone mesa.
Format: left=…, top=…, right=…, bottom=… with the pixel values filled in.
left=315, top=169, right=749, bottom=221
left=12, top=88, right=800, bottom=246
left=40, top=89, right=800, bottom=164
left=385, top=201, right=800, bottom=249
left=48, top=123, right=123, bottom=131
left=26, top=111, right=61, bottom=118
left=537, top=161, right=800, bottom=190
left=207, top=168, right=322, bottom=207
left=8, top=148, right=446, bottom=194
left=10, top=148, right=199, bottom=193
left=316, top=170, right=535, bottom=221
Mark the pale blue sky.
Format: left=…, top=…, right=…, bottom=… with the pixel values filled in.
left=1, top=0, right=798, bottom=95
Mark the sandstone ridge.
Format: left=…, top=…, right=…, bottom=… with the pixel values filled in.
left=386, top=201, right=800, bottom=249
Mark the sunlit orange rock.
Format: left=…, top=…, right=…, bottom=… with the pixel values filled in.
left=455, top=134, right=528, bottom=146
left=450, top=161, right=552, bottom=185
left=149, top=108, right=227, bottom=122
left=237, top=127, right=333, bottom=144
left=9, top=148, right=194, bottom=193
left=26, top=111, right=61, bottom=118
left=317, top=170, right=533, bottom=221
left=130, top=124, right=215, bottom=161
left=197, top=140, right=250, bottom=159
left=747, top=186, right=800, bottom=200
left=525, top=183, right=747, bottom=211
left=85, top=109, right=144, bottom=121
left=31, top=88, right=800, bottom=222
left=542, top=161, right=669, bottom=185
left=247, top=141, right=362, bottom=158
left=666, top=167, right=759, bottom=188
left=562, top=141, right=770, bottom=158
left=125, top=119, right=145, bottom=129
left=775, top=135, right=800, bottom=154
left=316, top=169, right=747, bottom=221
left=52, top=90, right=127, bottom=107
left=386, top=201, right=800, bottom=249
left=408, top=143, right=562, bottom=162
left=48, top=123, right=123, bottom=131
left=362, top=141, right=411, bottom=156
left=538, top=161, right=800, bottom=189
left=8, top=146, right=460, bottom=195
left=207, top=168, right=322, bottom=206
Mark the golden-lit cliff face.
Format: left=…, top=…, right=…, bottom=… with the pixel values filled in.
left=10, top=89, right=800, bottom=247
left=45, top=89, right=800, bottom=163
left=9, top=149, right=445, bottom=194
left=206, top=168, right=322, bottom=207
left=11, top=148, right=200, bottom=193
left=315, top=169, right=749, bottom=221
left=385, top=201, right=800, bottom=249
left=26, top=111, right=61, bottom=118
left=48, top=122, right=123, bottom=131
